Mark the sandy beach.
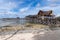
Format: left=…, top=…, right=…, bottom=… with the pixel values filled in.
left=0, top=33, right=34, bottom=40
left=0, top=29, right=60, bottom=40
left=0, top=29, right=48, bottom=40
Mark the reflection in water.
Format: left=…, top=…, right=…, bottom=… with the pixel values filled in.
left=0, top=19, right=28, bottom=27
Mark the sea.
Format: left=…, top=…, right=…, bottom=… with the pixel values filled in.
left=0, top=19, right=27, bottom=27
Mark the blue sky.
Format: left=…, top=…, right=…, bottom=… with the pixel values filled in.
left=0, top=0, right=60, bottom=18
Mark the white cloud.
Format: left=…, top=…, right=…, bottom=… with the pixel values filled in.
left=46, top=0, right=60, bottom=7
left=0, top=2, right=16, bottom=10
left=20, top=7, right=29, bottom=13
left=36, top=3, right=40, bottom=8
left=19, top=1, right=35, bottom=13
left=0, top=0, right=19, bottom=18
left=0, top=0, right=17, bottom=15
left=49, top=4, right=60, bottom=7
left=47, top=0, right=58, bottom=2
left=0, top=0, right=24, bottom=13
left=0, top=0, right=28, bottom=18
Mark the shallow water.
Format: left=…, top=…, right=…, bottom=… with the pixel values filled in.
left=0, top=19, right=27, bottom=27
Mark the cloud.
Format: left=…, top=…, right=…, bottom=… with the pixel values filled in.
left=19, top=1, right=36, bottom=13
left=0, top=0, right=60, bottom=18
left=0, top=0, right=17, bottom=15
left=0, top=0, right=25, bottom=13
left=0, top=0, right=19, bottom=18
left=49, top=4, right=60, bottom=7
left=36, top=3, right=41, bottom=8
left=47, top=0, right=59, bottom=2
left=0, top=1, right=16, bottom=9
left=20, top=8, right=29, bottom=13
left=47, top=0, right=60, bottom=6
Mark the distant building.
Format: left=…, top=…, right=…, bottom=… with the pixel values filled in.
left=26, top=10, right=55, bottom=20
left=25, top=10, right=56, bottom=24
left=2, top=17, right=20, bottom=20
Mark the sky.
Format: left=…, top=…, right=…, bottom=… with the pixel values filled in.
left=0, top=0, right=60, bottom=18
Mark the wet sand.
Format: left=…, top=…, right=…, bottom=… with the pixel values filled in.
left=33, top=30, right=60, bottom=40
